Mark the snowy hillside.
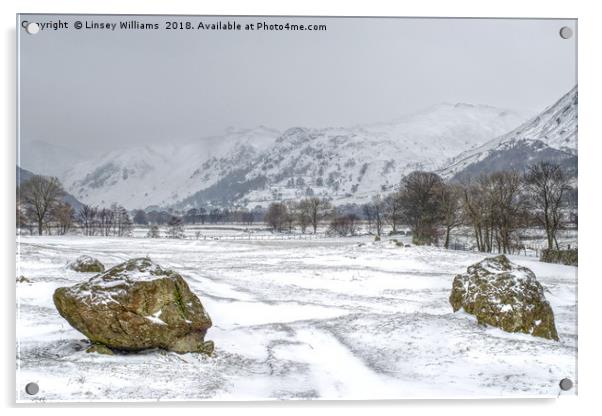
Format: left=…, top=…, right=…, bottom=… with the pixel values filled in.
left=56, top=103, right=522, bottom=210
left=362, top=103, right=527, bottom=167
left=226, top=104, right=526, bottom=208
left=439, top=86, right=577, bottom=181
left=61, top=127, right=280, bottom=209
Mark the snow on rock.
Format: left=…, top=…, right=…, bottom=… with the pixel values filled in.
left=449, top=255, right=559, bottom=340
left=67, top=255, right=105, bottom=273
left=53, top=257, right=214, bottom=354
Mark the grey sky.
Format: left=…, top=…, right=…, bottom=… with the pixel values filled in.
left=18, top=15, right=576, bottom=152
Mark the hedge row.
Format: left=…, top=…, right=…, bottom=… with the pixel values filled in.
left=540, top=249, right=578, bottom=266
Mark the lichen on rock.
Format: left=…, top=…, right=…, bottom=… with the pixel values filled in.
left=449, top=255, right=559, bottom=341
left=54, top=257, right=214, bottom=354
left=68, top=255, right=105, bottom=273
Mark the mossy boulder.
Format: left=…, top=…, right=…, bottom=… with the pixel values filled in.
left=54, top=258, right=214, bottom=354
left=449, top=255, right=558, bottom=341
left=68, top=255, right=105, bottom=273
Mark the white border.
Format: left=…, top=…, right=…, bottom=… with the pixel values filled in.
left=2, top=0, right=601, bottom=415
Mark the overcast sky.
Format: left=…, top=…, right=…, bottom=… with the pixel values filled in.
left=18, top=15, right=576, bottom=153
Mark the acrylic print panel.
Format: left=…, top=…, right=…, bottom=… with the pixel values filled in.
left=16, top=14, right=577, bottom=402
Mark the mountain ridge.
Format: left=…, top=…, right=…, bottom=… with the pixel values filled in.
left=19, top=90, right=578, bottom=211
left=438, top=86, right=577, bottom=181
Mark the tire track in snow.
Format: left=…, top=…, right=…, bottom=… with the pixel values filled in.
left=280, top=326, right=401, bottom=399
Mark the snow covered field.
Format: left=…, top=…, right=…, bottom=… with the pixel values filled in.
left=16, top=235, right=577, bottom=402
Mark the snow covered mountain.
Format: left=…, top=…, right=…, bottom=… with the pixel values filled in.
left=49, top=103, right=528, bottom=210
left=177, top=104, right=526, bottom=209
left=61, top=127, right=280, bottom=209
left=439, top=86, right=577, bottom=181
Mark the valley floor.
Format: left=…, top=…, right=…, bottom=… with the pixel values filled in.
left=16, top=235, right=577, bottom=401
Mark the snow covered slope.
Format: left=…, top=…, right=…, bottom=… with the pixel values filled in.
left=439, top=86, right=577, bottom=181
left=178, top=105, right=524, bottom=209
left=61, top=127, right=280, bottom=209
left=49, top=102, right=525, bottom=210
left=227, top=104, right=526, bottom=208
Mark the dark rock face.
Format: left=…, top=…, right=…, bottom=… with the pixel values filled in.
left=54, top=258, right=214, bottom=354
left=68, top=255, right=105, bottom=273
left=449, top=255, right=559, bottom=341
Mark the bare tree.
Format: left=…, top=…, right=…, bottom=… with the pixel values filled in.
left=111, top=204, right=133, bottom=237
left=295, top=200, right=312, bottom=233
left=328, top=213, right=360, bottom=236
left=52, top=202, right=75, bottom=235
left=384, top=192, right=403, bottom=234
left=284, top=201, right=296, bottom=232
left=97, top=208, right=114, bottom=236
left=462, top=171, right=528, bottom=254
left=167, top=216, right=185, bottom=238
left=399, top=171, right=444, bottom=245
left=524, top=162, right=571, bottom=250
left=16, top=201, right=28, bottom=231
left=78, top=204, right=98, bottom=236
left=488, top=171, right=526, bottom=253
left=367, top=194, right=385, bottom=236
left=304, top=197, right=332, bottom=234
left=462, top=180, right=488, bottom=252
left=437, top=183, right=464, bottom=249
left=18, top=175, right=64, bottom=235
left=264, top=202, right=288, bottom=232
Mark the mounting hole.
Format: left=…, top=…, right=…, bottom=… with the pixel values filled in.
left=25, top=382, right=39, bottom=395
left=559, top=378, right=573, bottom=391
left=25, top=22, right=40, bottom=35
left=559, top=26, right=573, bottom=39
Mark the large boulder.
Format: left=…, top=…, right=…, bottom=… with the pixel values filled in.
left=54, top=258, right=214, bottom=354
left=449, top=255, right=558, bottom=340
left=68, top=255, right=105, bottom=273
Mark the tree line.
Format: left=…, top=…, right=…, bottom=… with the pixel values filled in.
left=367, top=162, right=574, bottom=252
left=16, top=174, right=265, bottom=237
left=17, top=161, right=575, bottom=252
left=134, top=207, right=263, bottom=226
left=16, top=175, right=136, bottom=237
left=263, top=161, right=575, bottom=253
left=17, top=176, right=73, bottom=235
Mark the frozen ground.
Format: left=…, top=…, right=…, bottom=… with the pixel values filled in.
left=16, top=235, right=577, bottom=402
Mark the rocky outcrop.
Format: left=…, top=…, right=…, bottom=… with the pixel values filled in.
left=54, top=258, right=214, bottom=354
left=68, top=255, right=105, bottom=273
left=449, top=255, right=558, bottom=340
